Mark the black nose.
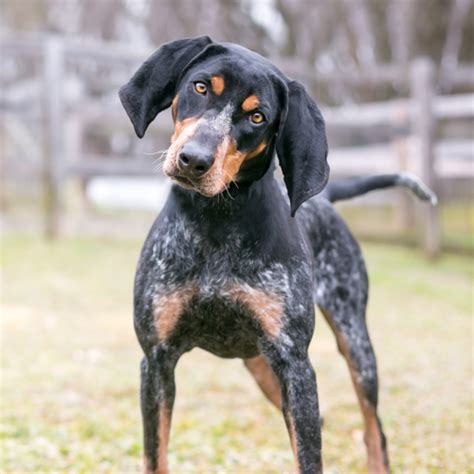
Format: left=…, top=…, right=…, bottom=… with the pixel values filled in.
left=178, top=143, right=214, bottom=178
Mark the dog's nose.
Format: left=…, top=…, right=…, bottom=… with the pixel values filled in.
left=178, top=143, right=214, bottom=178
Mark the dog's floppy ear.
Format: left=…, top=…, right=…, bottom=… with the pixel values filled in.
left=119, top=36, right=212, bottom=138
left=276, top=80, right=329, bottom=216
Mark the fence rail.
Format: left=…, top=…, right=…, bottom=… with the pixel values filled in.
left=2, top=35, right=473, bottom=256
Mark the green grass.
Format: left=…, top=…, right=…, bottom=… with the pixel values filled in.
left=1, top=235, right=473, bottom=473
left=338, top=202, right=474, bottom=252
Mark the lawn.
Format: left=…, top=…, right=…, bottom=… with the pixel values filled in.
left=1, top=234, right=472, bottom=473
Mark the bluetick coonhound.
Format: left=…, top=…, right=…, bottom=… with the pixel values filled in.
left=119, top=36, right=436, bottom=474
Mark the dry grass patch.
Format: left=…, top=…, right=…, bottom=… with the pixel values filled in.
left=1, top=235, right=472, bottom=472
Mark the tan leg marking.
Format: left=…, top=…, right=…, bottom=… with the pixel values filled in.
left=287, top=413, right=301, bottom=474
left=142, top=405, right=172, bottom=474
left=211, top=75, right=225, bottom=95
left=242, top=95, right=260, bottom=112
left=153, top=287, right=195, bottom=342
left=322, top=310, right=388, bottom=474
left=143, top=455, right=152, bottom=474
left=244, top=355, right=282, bottom=409
left=228, top=284, right=283, bottom=338
left=156, top=404, right=171, bottom=474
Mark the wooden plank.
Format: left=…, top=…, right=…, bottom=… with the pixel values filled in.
left=67, top=156, right=156, bottom=177
left=436, top=139, right=474, bottom=159
left=42, top=36, right=64, bottom=239
left=3, top=34, right=473, bottom=88
left=322, top=93, right=474, bottom=127
left=276, top=57, right=408, bottom=86
left=434, top=93, right=474, bottom=119
left=441, top=63, right=474, bottom=88
left=322, top=99, right=409, bottom=127
left=0, top=35, right=151, bottom=64
left=410, top=58, right=441, bottom=258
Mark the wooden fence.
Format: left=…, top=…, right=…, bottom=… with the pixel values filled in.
left=2, top=35, right=473, bottom=256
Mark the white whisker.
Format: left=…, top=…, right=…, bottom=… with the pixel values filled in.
left=222, top=170, right=238, bottom=194
left=218, top=175, right=235, bottom=201
left=144, top=148, right=169, bottom=156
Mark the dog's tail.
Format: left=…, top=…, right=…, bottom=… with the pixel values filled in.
left=322, top=173, right=438, bottom=205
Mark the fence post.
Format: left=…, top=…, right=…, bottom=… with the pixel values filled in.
left=410, top=58, right=441, bottom=258
left=42, top=36, right=64, bottom=239
left=393, top=107, right=415, bottom=233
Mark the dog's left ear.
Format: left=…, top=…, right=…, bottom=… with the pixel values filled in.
left=276, top=80, right=329, bottom=216
left=119, top=36, right=212, bottom=138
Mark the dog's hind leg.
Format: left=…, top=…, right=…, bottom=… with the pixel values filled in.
left=315, top=252, right=389, bottom=473
left=302, top=199, right=389, bottom=472
left=140, top=350, right=178, bottom=474
left=320, top=305, right=389, bottom=474
left=244, top=355, right=282, bottom=410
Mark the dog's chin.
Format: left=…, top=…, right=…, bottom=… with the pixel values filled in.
left=170, top=174, right=195, bottom=190
left=169, top=175, right=223, bottom=198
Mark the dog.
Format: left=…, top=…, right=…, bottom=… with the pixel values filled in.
left=119, top=36, right=436, bottom=474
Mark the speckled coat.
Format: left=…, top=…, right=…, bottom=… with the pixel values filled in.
left=115, top=36, right=425, bottom=474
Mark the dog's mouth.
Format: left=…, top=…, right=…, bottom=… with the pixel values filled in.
left=172, top=174, right=194, bottom=187
left=170, top=173, right=197, bottom=190
left=164, top=142, right=227, bottom=197
left=168, top=173, right=211, bottom=196
left=168, top=172, right=224, bottom=198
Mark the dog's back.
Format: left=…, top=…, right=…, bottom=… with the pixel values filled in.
left=119, top=37, right=434, bottom=474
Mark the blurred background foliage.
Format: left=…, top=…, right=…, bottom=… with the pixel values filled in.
left=1, top=0, right=473, bottom=251
left=2, top=0, right=474, bottom=104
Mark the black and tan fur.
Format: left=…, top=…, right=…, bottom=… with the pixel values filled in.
left=119, top=36, right=436, bottom=474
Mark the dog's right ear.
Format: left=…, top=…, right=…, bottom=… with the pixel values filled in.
left=119, top=36, right=212, bottom=138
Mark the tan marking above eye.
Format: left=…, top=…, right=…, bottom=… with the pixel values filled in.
left=242, top=95, right=260, bottom=112
left=211, top=76, right=225, bottom=95
left=194, top=81, right=207, bottom=94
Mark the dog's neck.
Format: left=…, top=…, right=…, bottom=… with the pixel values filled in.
left=169, top=165, right=280, bottom=221
left=165, top=163, right=299, bottom=261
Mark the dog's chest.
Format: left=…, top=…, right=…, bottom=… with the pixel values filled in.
left=155, top=282, right=283, bottom=357
left=148, top=223, right=292, bottom=357
left=150, top=215, right=290, bottom=289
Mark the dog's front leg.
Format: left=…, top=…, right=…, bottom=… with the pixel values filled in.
left=140, top=349, right=177, bottom=474
left=264, top=345, right=322, bottom=474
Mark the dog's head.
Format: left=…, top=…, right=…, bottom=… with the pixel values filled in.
left=119, top=37, right=328, bottom=215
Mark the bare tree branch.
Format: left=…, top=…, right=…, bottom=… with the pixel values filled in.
left=387, top=0, right=416, bottom=64
left=442, top=0, right=472, bottom=71
left=343, top=0, right=376, bottom=66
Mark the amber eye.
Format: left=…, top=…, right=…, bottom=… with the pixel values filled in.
left=194, top=81, right=207, bottom=95
left=250, top=111, right=265, bottom=124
